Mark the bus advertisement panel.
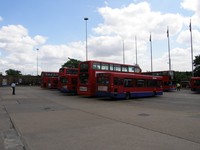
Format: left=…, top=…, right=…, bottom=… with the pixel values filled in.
left=41, top=72, right=59, bottom=89
left=58, top=68, right=78, bottom=93
left=77, top=60, right=142, bottom=97
left=96, top=72, right=163, bottom=99
left=142, top=70, right=176, bottom=91
left=190, top=77, right=200, bottom=92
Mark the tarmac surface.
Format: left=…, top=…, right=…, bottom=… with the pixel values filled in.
left=0, top=86, right=200, bottom=150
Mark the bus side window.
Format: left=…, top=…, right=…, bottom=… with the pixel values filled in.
left=147, top=80, right=158, bottom=87
left=122, top=66, right=128, bottom=72
left=114, top=65, right=121, bottom=71
left=101, top=63, right=109, bottom=70
left=114, top=78, right=123, bottom=85
left=124, top=79, right=133, bottom=87
left=110, top=64, right=114, bottom=71
left=128, top=66, right=135, bottom=72
left=136, top=79, right=145, bottom=87
left=92, top=63, right=101, bottom=70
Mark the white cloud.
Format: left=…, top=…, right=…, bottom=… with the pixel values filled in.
left=0, top=25, right=47, bottom=74
left=95, top=2, right=183, bottom=40
left=181, top=0, right=200, bottom=26
left=181, top=0, right=199, bottom=12
left=0, top=16, right=3, bottom=21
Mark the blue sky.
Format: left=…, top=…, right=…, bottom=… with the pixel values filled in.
left=0, top=0, right=188, bottom=44
left=0, top=0, right=200, bottom=75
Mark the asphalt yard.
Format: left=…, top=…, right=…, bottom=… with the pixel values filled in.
left=0, top=86, right=200, bottom=150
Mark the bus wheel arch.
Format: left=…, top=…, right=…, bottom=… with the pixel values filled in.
left=153, top=91, right=156, bottom=96
left=125, top=92, right=130, bottom=100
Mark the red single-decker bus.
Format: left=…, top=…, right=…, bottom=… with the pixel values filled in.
left=96, top=72, right=163, bottom=99
left=77, top=60, right=142, bottom=97
left=142, top=70, right=176, bottom=91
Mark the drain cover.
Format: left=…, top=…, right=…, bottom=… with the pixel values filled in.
left=138, top=113, right=150, bottom=117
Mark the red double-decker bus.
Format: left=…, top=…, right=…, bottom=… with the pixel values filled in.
left=41, top=71, right=59, bottom=89
left=96, top=72, right=163, bottom=99
left=77, top=60, right=142, bottom=97
left=142, top=70, right=176, bottom=91
left=190, top=77, right=200, bottom=92
left=57, top=67, right=78, bottom=93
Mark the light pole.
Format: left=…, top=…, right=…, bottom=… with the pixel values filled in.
left=167, top=26, right=171, bottom=71
left=149, top=32, right=153, bottom=72
left=84, top=17, right=88, bottom=60
left=189, top=19, right=194, bottom=77
left=36, top=48, right=39, bottom=76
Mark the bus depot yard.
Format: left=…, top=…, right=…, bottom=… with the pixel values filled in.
left=0, top=86, right=200, bottom=150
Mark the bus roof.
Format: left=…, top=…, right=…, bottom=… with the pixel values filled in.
left=80, top=60, right=142, bottom=72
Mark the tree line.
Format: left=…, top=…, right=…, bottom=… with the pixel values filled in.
left=4, top=55, right=200, bottom=83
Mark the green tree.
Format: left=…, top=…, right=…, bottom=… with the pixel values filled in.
left=5, top=69, right=22, bottom=76
left=175, top=71, right=191, bottom=83
left=62, top=58, right=82, bottom=68
left=193, top=55, right=200, bottom=77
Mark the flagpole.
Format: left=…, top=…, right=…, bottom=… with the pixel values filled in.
left=150, top=33, right=153, bottom=72
left=189, top=19, right=194, bottom=77
left=167, top=26, right=171, bottom=71
left=135, top=36, right=138, bottom=65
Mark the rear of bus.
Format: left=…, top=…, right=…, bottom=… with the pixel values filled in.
left=60, top=75, right=78, bottom=93
left=96, top=73, right=111, bottom=97
left=162, top=71, right=176, bottom=91
left=41, top=72, right=48, bottom=88
left=59, top=68, right=78, bottom=93
left=77, top=61, right=96, bottom=96
left=96, top=73, right=126, bottom=98
left=190, top=77, right=200, bottom=92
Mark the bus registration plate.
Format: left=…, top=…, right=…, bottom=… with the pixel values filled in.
left=98, top=86, right=108, bottom=91
left=80, top=86, right=87, bottom=91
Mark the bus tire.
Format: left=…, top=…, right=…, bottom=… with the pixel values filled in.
left=125, top=92, right=130, bottom=100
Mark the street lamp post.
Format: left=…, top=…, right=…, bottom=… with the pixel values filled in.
left=167, top=26, right=172, bottom=71
left=189, top=19, right=194, bottom=77
left=36, top=48, right=39, bottom=76
left=84, top=17, right=88, bottom=61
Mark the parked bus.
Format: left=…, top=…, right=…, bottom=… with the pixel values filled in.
left=41, top=71, right=59, bottom=89
left=77, top=60, right=142, bottom=97
left=190, top=77, right=200, bottom=92
left=96, top=72, right=163, bottom=99
left=142, top=70, right=176, bottom=91
left=58, top=67, right=78, bottom=93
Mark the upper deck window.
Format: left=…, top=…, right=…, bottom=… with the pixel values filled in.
left=122, top=66, right=128, bottom=72
left=80, top=63, right=89, bottom=72
left=101, top=63, right=109, bottom=70
left=128, top=66, right=135, bottom=72
left=92, top=63, right=101, bottom=70
left=113, top=65, right=121, bottom=71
